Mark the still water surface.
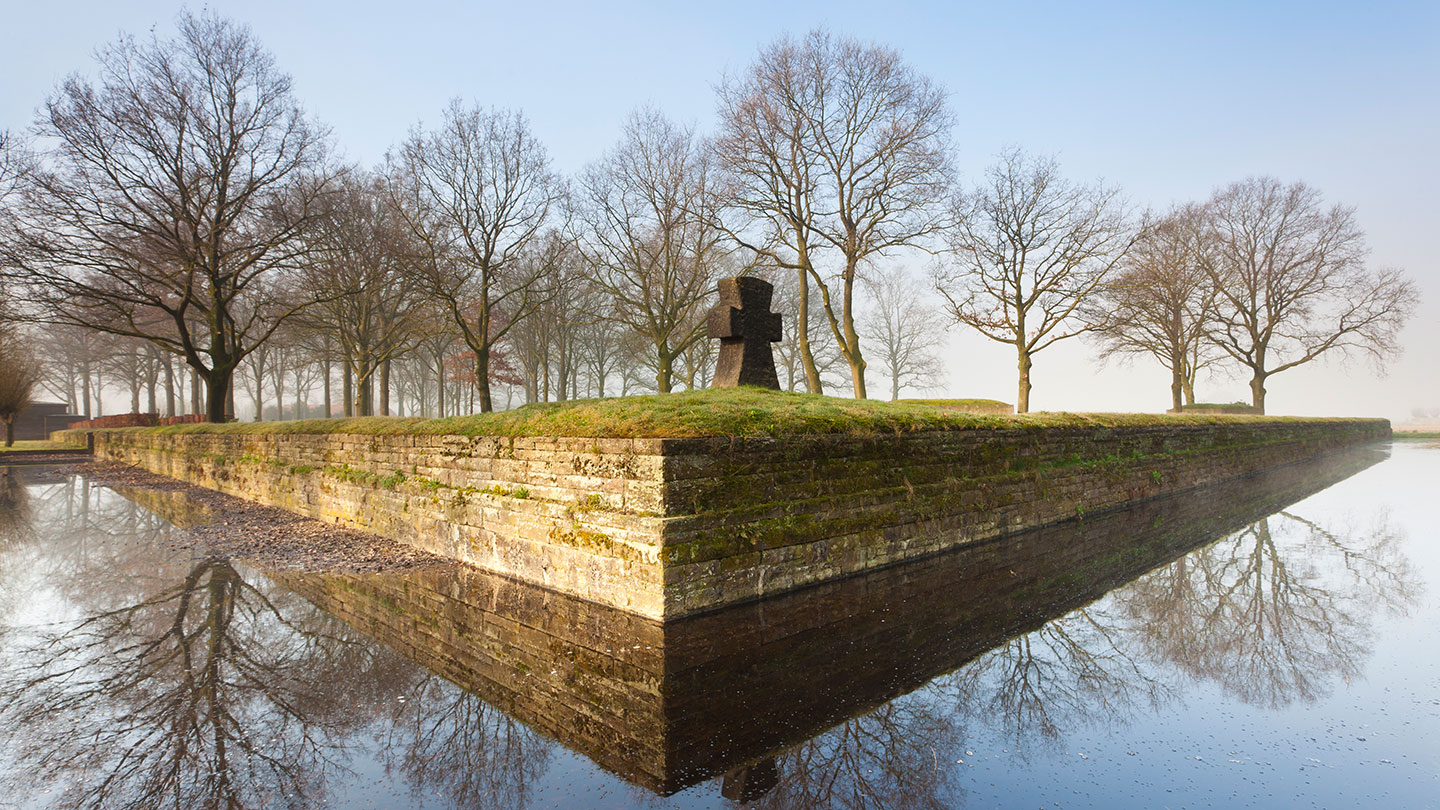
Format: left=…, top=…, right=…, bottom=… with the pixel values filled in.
left=0, top=442, right=1436, bottom=809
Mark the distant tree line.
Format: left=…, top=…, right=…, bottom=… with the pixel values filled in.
left=0, top=15, right=1419, bottom=419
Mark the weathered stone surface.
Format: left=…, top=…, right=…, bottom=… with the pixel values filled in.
left=707, top=276, right=782, bottom=389
left=62, top=417, right=1389, bottom=620
left=233, top=445, right=1382, bottom=796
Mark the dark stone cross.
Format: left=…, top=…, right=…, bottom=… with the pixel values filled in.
left=707, top=276, right=782, bottom=390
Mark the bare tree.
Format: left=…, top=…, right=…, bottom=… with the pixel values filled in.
left=769, top=265, right=849, bottom=393
left=860, top=270, right=947, bottom=400
left=389, top=102, right=564, bottom=412
left=934, top=149, right=1135, bottom=413
left=503, top=232, right=594, bottom=403
left=410, top=309, right=463, bottom=417
left=0, top=130, right=31, bottom=238
left=714, top=30, right=953, bottom=398
left=1089, top=205, right=1220, bottom=410
left=4, top=12, right=335, bottom=423
left=297, top=171, right=427, bottom=416
left=1201, top=178, right=1418, bottom=414
left=577, top=109, right=729, bottom=393
left=31, top=324, right=112, bottom=417
left=0, top=326, right=41, bottom=445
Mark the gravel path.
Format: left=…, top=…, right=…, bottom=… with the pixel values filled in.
left=46, top=461, right=451, bottom=573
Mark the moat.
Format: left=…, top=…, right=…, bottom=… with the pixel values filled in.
left=0, top=440, right=1436, bottom=809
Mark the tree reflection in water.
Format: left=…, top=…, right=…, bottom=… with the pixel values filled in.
left=0, top=467, right=31, bottom=639
left=943, top=607, right=1173, bottom=755
left=0, top=482, right=555, bottom=810
left=931, top=505, right=1417, bottom=764
left=0, top=462, right=1424, bottom=808
left=0, top=557, right=372, bottom=808
left=379, top=674, right=551, bottom=810
left=1119, top=511, right=1418, bottom=708
left=742, top=700, right=962, bottom=810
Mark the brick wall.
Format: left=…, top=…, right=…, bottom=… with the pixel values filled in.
left=63, top=417, right=1389, bottom=620
left=62, top=413, right=209, bottom=430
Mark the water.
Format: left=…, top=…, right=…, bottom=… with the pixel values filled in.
left=0, top=442, right=1436, bottom=809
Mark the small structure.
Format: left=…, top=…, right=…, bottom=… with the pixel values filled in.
left=707, top=277, right=782, bottom=390
left=11, top=402, right=75, bottom=441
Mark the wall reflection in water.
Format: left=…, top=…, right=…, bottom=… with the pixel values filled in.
left=0, top=447, right=1415, bottom=809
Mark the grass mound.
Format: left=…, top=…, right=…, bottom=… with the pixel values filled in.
left=128, top=388, right=1366, bottom=440
left=901, top=398, right=1013, bottom=413
left=1178, top=402, right=1259, bottom=414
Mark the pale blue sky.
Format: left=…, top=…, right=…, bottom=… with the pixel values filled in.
left=3, top=1, right=1437, bottom=418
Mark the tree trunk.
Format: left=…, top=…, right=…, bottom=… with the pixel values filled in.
left=1017, top=348, right=1033, bottom=414
left=847, top=353, right=867, bottom=399
left=476, top=348, right=494, bottom=413
left=323, top=358, right=332, bottom=418
left=163, top=359, right=175, bottom=417
left=145, top=366, right=157, bottom=415
left=252, top=361, right=264, bottom=422
left=381, top=358, right=391, bottom=416
left=205, top=369, right=230, bottom=424
left=796, top=268, right=823, bottom=395
left=3, top=417, right=13, bottom=447
left=357, top=360, right=373, bottom=417
left=1249, top=373, right=1267, bottom=415
left=1171, top=366, right=1184, bottom=412
left=342, top=356, right=353, bottom=418
left=655, top=353, right=673, bottom=394
left=843, top=267, right=866, bottom=400
left=435, top=354, right=445, bottom=419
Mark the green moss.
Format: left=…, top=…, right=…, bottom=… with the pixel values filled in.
left=120, top=387, right=1375, bottom=440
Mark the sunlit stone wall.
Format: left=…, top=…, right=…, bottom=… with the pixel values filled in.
left=64, top=419, right=1389, bottom=619
left=62, top=431, right=674, bottom=616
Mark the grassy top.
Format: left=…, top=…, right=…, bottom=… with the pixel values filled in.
left=898, top=398, right=1012, bottom=410
left=1179, top=402, right=1258, bottom=412
left=102, top=388, right=1386, bottom=441
left=1394, top=431, right=1440, bottom=439
left=0, top=439, right=86, bottom=453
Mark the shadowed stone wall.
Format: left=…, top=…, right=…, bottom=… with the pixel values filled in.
left=64, top=418, right=1389, bottom=619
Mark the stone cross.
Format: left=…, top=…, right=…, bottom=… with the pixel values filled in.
left=707, top=276, right=783, bottom=390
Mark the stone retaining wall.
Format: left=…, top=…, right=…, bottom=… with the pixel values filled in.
left=64, top=430, right=673, bottom=617
left=63, top=418, right=1389, bottom=620
left=250, top=446, right=1384, bottom=794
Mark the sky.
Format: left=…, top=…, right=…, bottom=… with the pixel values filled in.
left=2, top=0, right=1437, bottom=421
